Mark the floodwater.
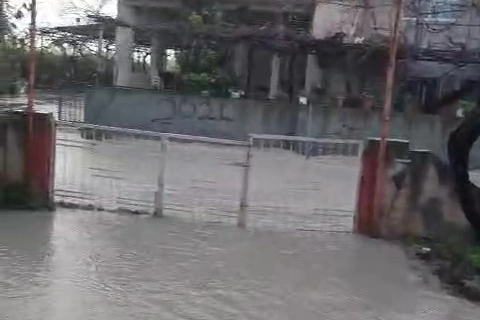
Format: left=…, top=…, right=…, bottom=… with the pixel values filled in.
left=1, top=209, right=479, bottom=319
left=2, top=94, right=480, bottom=318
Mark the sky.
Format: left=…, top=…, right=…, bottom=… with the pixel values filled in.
left=10, top=0, right=117, bottom=28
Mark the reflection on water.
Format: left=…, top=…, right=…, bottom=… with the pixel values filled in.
left=1, top=209, right=479, bottom=319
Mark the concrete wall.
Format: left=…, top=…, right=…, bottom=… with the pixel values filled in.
left=85, top=86, right=293, bottom=140
left=309, top=0, right=480, bottom=81
left=311, top=0, right=480, bottom=49
left=84, top=86, right=480, bottom=164
left=0, top=112, right=55, bottom=209
left=0, top=113, right=25, bottom=189
left=356, top=138, right=471, bottom=239
left=311, top=0, right=392, bottom=41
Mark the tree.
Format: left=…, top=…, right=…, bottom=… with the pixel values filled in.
left=0, top=0, right=7, bottom=41
left=175, top=4, right=232, bottom=96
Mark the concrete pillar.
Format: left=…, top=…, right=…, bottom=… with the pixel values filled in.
left=268, top=54, right=281, bottom=100
left=114, top=1, right=136, bottom=87
left=29, top=112, right=56, bottom=209
left=304, top=54, right=322, bottom=97
left=234, top=42, right=248, bottom=87
left=150, top=34, right=160, bottom=89
left=355, top=138, right=410, bottom=237
left=96, top=25, right=105, bottom=83
left=0, top=112, right=55, bottom=209
left=114, top=26, right=134, bottom=87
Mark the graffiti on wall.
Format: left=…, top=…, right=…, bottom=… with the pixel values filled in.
left=150, top=96, right=235, bottom=124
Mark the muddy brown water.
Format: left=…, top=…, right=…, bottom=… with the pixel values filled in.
left=1, top=209, right=480, bottom=319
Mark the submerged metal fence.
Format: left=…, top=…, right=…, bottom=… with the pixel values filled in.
left=57, top=92, right=84, bottom=122
left=246, top=134, right=363, bottom=231
left=55, top=122, right=363, bottom=231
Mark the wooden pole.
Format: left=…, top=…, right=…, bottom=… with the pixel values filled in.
left=372, top=0, right=403, bottom=236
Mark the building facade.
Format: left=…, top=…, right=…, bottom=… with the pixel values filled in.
left=114, top=0, right=312, bottom=98
left=305, top=0, right=480, bottom=110
left=113, top=0, right=480, bottom=110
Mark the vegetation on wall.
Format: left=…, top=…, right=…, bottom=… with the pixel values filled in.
left=175, top=5, right=232, bottom=96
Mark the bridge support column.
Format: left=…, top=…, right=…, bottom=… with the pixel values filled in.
left=114, top=26, right=134, bottom=87
left=114, top=1, right=136, bottom=87
left=304, top=54, right=322, bottom=97
left=150, top=34, right=164, bottom=89
left=268, top=54, right=281, bottom=100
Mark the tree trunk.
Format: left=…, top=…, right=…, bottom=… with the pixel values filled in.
left=448, top=106, right=480, bottom=236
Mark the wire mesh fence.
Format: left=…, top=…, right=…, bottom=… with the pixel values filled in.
left=54, top=123, right=363, bottom=231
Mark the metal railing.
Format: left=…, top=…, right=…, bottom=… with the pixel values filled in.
left=55, top=121, right=250, bottom=226
left=55, top=122, right=363, bottom=231
left=57, top=92, right=84, bottom=122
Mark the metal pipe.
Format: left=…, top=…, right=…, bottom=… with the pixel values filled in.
left=373, top=0, right=403, bottom=236
left=238, top=135, right=253, bottom=228
left=154, top=136, right=168, bottom=217
left=27, top=0, right=36, bottom=120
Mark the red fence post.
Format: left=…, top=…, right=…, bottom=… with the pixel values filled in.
left=27, top=112, right=55, bottom=209
left=356, top=138, right=410, bottom=237
left=356, top=139, right=379, bottom=236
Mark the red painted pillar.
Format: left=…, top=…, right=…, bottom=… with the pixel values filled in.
left=355, top=138, right=410, bottom=237
left=26, top=112, right=55, bottom=209
left=356, top=140, right=379, bottom=236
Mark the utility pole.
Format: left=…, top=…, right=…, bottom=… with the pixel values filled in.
left=96, top=24, right=104, bottom=85
left=26, top=0, right=37, bottom=200
left=373, top=0, right=403, bottom=235
left=27, top=0, right=36, bottom=121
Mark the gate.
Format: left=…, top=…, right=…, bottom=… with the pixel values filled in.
left=54, top=123, right=363, bottom=231
left=55, top=122, right=249, bottom=223
left=55, top=123, right=167, bottom=213
left=243, top=134, right=363, bottom=232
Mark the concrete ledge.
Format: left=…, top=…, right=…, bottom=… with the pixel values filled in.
left=0, top=111, right=55, bottom=210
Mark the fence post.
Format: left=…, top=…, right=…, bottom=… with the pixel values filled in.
left=238, top=136, right=253, bottom=228
left=154, top=135, right=168, bottom=217
left=57, top=92, right=63, bottom=121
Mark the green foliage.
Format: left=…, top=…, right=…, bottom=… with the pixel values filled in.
left=176, top=4, right=231, bottom=96
left=186, top=3, right=222, bottom=30
left=0, top=183, right=31, bottom=208
left=470, top=247, right=480, bottom=270
left=0, top=42, right=22, bottom=93
left=0, top=41, right=99, bottom=92
left=177, top=47, right=230, bottom=96
left=183, top=70, right=230, bottom=96
left=189, top=12, right=204, bottom=30
left=458, top=99, right=477, bottom=114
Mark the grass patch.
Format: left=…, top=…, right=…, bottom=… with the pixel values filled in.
left=407, top=227, right=480, bottom=302
left=0, top=183, right=31, bottom=208
left=469, top=247, right=480, bottom=270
